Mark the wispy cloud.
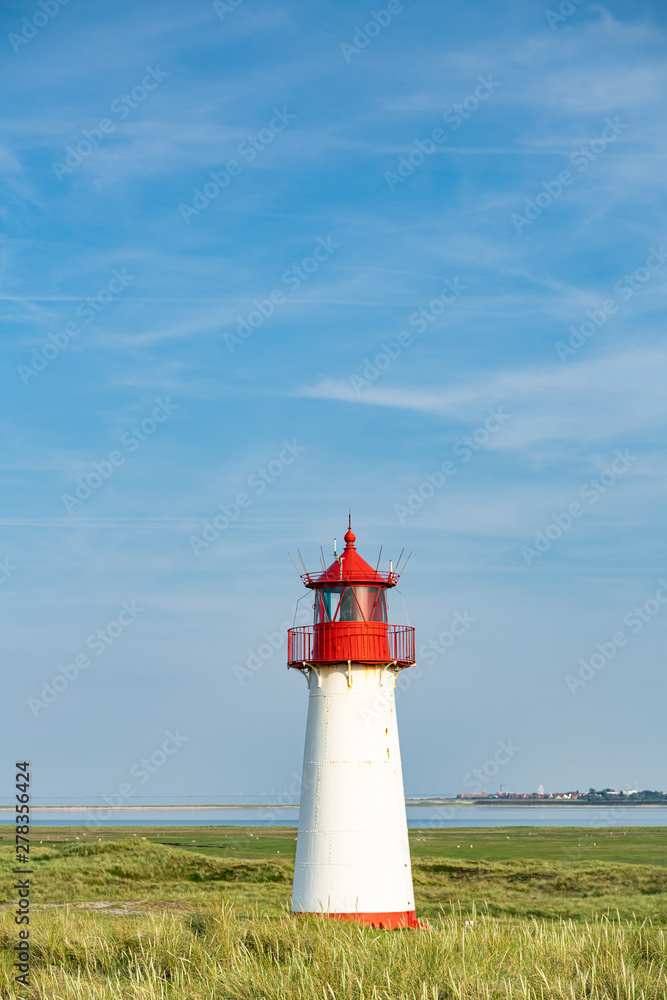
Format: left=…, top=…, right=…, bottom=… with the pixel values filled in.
left=301, top=345, right=667, bottom=448
left=3, top=0, right=667, bottom=796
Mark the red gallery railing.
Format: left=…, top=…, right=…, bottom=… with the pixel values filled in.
left=287, top=623, right=415, bottom=668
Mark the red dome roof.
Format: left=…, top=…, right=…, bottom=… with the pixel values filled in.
left=302, top=523, right=397, bottom=587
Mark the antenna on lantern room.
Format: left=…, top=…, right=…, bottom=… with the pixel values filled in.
left=288, top=552, right=302, bottom=579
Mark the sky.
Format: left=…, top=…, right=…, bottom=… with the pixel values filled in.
left=2, top=0, right=667, bottom=806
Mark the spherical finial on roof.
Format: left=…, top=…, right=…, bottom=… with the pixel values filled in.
left=344, top=527, right=356, bottom=545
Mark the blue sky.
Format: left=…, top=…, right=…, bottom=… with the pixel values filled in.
left=2, top=0, right=667, bottom=805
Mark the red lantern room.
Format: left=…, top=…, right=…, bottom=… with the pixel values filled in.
left=287, top=520, right=415, bottom=669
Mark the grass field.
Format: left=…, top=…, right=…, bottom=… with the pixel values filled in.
left=1, top=825, right=666, bottom=998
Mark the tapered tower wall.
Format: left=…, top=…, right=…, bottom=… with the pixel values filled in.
left=292, top=662, right=416, bottom=925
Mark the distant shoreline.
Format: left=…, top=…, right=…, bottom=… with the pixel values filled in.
left=407, top=799, right=665, bottom=808
left=462, top=801, right=665, bottom=807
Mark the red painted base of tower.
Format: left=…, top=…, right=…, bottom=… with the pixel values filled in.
left=293, top=910, right=425, bottom=929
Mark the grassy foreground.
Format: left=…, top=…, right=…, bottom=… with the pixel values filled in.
left=2, top=904, right=666, bottom=999
left=0, top=826, right=666, bottom=998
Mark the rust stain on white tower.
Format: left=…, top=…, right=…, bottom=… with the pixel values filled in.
left=288, top=519, right=420, bottom=928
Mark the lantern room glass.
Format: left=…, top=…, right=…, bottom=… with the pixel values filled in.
left=315, top=586, right=387, bottom=623
left=355, top=586, right=387, bottom=622
left=316, top=587, right=343, bottom=623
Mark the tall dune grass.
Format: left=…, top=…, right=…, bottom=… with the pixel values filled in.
left=1, top=903, right=665, bottom=999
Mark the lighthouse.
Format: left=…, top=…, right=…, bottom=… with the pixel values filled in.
left=288, top=519, right=418, bottom=928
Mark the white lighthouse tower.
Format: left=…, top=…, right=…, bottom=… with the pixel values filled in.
left=287, top=520, right=419, bottom=928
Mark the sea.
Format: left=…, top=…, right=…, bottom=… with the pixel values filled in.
left=10, top=805, right=667, bottom=828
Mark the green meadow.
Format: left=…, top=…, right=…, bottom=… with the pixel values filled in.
left=1, top=825, right=666, bottom=998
